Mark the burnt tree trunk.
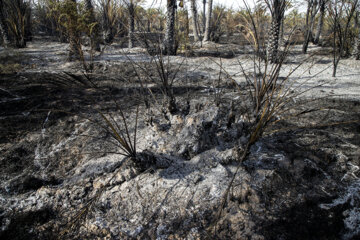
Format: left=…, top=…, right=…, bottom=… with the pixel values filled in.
left=25, top=5, right=32, bottom=42
left=84, top=0, right=101, bottom=51
left=163, top=0, right=177, bottom=55
left=203, top=0, right=213, bottom=42
left=68, top=0, right=82, bottom=61
left=352, top=12, right=360, bottom=60
left=103, top=0, right=114, bottom=44
left=266, top=0, right=286, bottom=63
left=0, top=0, right=10, bottom=47
left=267, top=20, right=281, bottom=62
left=202, top=0, right=206, bottom=34
left=314, top=0, right=326, bottom=44
left=128, top=1, right=135, bottom=48
left=190, top=0, right=200, bottom=42
left=303, top=0, right=319, bottom=54
left=332, top=0, right=358, bottom=76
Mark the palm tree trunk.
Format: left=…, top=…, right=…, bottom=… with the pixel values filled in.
left=352, top=33, right=360, bottom=60
left=84, top=0, right=101, bottom=51
left=266, top=0, right=286, bottom=63
left=104, top=29, right=114, bottom=43
left=128, top=1, right=135, bottom=48
left=203, top=0, right=213, bottom=42
left=267, top=19, right=280, bottom=62
left=278, top=18, right=284, bottom=49
left=353, top=12, right=360, bottom=60
left=163, top=0, right=177, bottom=55
left=25, top=4, right=32, bottom=42
left=314, top=0, right=326, bottom=44
left=68, top=0, right=81, bottom=61
left=190, top=0, right=200, bottom=42
left=202, top=0, right=206, bottom=34
left=0, top=0, right=10, bottom=47
left=3, top=0, right=28, bottom=48
left=302, top=0, right=318, bottom=54
left=103, top=0, right=114, bottom=44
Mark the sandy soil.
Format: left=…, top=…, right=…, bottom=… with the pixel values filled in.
left=11, top=40, right=360, bottom=100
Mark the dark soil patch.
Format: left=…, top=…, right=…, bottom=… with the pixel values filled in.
left=261, top=198, right=346, bottom=240
left=0, top=208, right=56, bottom=240
left=6, top=175, right=62, bottom=194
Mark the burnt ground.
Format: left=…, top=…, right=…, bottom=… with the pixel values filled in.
left=0, top=41, right=360, bottom=240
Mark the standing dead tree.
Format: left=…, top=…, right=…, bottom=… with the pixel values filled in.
left=4, top=0, right=31, bottom=48
left=0, top=0, right=10, bottom=47
left=265, top=0, right=286, bottom=63
left=163, top=0, right=177, bottom=55
left=352, top=10, right=360, bottom=59
left=208, top=5, right=227, bottom=43
left=328, top=0, right=358, bottom=76
left=314, top=0, right=328, bottom=44
left=126, top=0, right=135, bottom=48
left=65, top=0, right=82, bottom=61
left=122, top=0, right=142, bottom=48
left=202, top=0, right=206, bottom=34
left=203, top=0, right=213, bottom=42
left=190, top=0, right=200, bottom=42
left=303, top=0, right=320, bottom=53
left=100, top=0, right=117, bottom=44
left=84, top=0, right=101, bottom=51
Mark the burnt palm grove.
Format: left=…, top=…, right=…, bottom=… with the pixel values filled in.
left=1, top=1, right=360, bottom=239
left=0, top=0, right=359, bottom=62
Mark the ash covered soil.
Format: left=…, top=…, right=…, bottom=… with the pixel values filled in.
left=0, top=40, right=360, bottom=240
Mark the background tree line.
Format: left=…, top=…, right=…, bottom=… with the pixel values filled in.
left=0, top=0, right=359, bottom=64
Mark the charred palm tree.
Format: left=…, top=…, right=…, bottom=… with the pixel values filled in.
left=190, top=0, right=200, bottom=42
left=314, top=0, right=328, bottom=44
left=202, top=0, right=206, bottom=33
left=353, top=34, right=360, bottom=60
left=67, top=0, right=82, bottom=61
left=163, top=0, right=177, bottom=55
left=0, top=0, right=10, bottom=47
left=352, top=11, right=360, bottom=59
left=4, top=0, right=31, bottom=48
left=101, top=0, right=116, bottom=44
left=203, top=0, right=213, bottom=42
left=127, top=0, right=135, bottom=48
left=265, top=0, right=286, bottom=63
left=329, top=0, right=358, bottom=76
left=303, top=0, right=319, bottom=53
left=25, top=1, right=32, bottom=41
left=84, top=0, right=101, bottom=51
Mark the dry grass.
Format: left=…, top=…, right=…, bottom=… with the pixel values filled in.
left=0, top=49, right=24, bottom=73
